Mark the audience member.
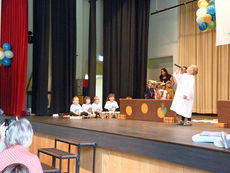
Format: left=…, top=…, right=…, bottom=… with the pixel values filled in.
left=0, top=119, right=42, bottom=173
left=1, top=163, right=29, bottom=173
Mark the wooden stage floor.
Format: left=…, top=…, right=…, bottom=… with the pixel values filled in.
left=28, top=115, right=230, bottom=153
left=28, top=115, right=230, bottom=173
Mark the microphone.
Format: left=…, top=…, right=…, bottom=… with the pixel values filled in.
left=174, top=64, right=187, bottom=70
left=174, top=64, right=181, bottom=68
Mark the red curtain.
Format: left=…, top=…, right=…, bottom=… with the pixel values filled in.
left=0, top=0, right=28, bottom=116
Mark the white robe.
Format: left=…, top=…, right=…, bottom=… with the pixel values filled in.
left=170, top=72, right=195, bottom=118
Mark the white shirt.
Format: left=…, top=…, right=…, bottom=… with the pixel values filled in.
left=104, top=101, right=119, bottom=112
left=170, top=73, right=195, bottom=118
left=92, top=103, right=102, bottom=112
left=82, top=104, right=93, bottom=112
left=70, top=104, right=82, bottom=113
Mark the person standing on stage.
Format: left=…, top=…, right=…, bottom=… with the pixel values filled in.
left=170, top=65, right=198, bottom=126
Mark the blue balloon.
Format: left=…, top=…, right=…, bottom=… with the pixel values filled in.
left=2, top=57, right=11, bottom=66
left=2, top=43, right=11, bottom=51
left=211, top=14, right=216, bottom=21
left=207, top=5, right=215, bottom=15
left=199, top=22, right=208, bottom=31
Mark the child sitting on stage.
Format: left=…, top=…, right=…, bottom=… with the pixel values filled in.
left=170, top=65, right=198, bottom=126
left=92, top=96, right=102, bottom=118
left=166, top=81, right=174, bottom=99
left=104, top=93, right=119, bottom=112
left=70, top=96, right=82, bottom=116
left=82, top=96, right=93, bottom=117
left=155, top=83, right=168, bottom=100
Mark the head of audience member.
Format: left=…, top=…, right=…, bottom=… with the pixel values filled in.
left=84, top=96, right=91, bottom=104
left=160, top=68, right=169, bottom=77
left=166, top=81, right=172, bottom=89
left=5, top=119, right=34, bottom=148
left=2, top=163, right=29, bottom=173
left=187, top=65, right=198, bottom=76
left=72, top=96, right=79, bottom=105
left=94, top=96, right=100, bottom=104
left=107, top=93, right=115, bottom=102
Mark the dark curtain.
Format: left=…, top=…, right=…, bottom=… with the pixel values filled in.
left=0, top=0, right=28, bottom=116
left=103, top=0, right=150, bottom=102
left=32, top=0, right=50, bottom=115
left=88, top=0, right=97, bottom=98
left=51, top=0, right=76, bottom=113
left=134, top=0, right=150, bottom=98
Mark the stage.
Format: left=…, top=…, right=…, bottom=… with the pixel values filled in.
left=28, top=116, right=230, bottom=173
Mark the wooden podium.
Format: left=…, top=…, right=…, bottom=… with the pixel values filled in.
left=217, top=100, right=230, bottom=128
left=120, top=99, right=176, bottom=122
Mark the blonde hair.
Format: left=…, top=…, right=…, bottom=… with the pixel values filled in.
left=190, top=65, right=198, bottom=75
left=72, top=96, right=79, bottom=101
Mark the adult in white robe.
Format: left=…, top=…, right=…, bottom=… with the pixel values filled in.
left=170, top=69, right=195, bottom=118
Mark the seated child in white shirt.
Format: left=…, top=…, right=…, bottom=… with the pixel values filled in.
left=104, top=93, right=119, bottom=112
left=70, top=96, right=82, bottom=116
left=92, top=96, right=102, bottom=118
left=82, top=96, right=93, bottom=116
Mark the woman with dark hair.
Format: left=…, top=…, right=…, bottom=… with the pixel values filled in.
left=159, top=68, right=174, bottom=86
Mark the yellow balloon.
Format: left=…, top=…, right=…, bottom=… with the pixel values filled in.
left=197, top=0, right=205, bottom=8
left=202, top=28, right=208, bottom=32
left=200, top=1, right=208, bottom=8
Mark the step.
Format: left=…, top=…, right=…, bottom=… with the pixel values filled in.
left=41, top=163, right=59, bottom=173
left=55, top=137, right=96, bottom=146
left=39, top=148, right=78, bottom=159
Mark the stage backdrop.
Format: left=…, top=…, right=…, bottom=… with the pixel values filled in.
left=178, top=0, right=230, bottom=114
left=103, top=0, right=150, bottom=102
left=0, top=0, right=28, bottom=116
left=51, top=0, right=76, bottom=113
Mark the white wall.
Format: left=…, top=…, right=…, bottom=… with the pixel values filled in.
left=27, top=0, right=33, bottom=87
left=148, top=0, right=178, bottom=72
left=76, top=0, right=90, bottom=79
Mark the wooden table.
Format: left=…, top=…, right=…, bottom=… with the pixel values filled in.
left=217, top=100, right=230, bottom=127
left=120, top=99, right=176, bottom=122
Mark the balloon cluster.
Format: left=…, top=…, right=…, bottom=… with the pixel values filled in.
left=196, top=0, right=216, bottom=32
left=0, top=43, right=14, bottom=67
